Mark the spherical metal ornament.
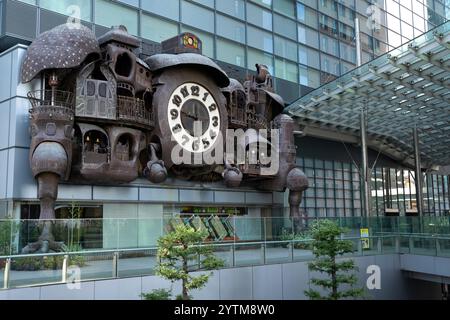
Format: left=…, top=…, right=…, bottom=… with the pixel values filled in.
left=223, top=167, right=243, bottom=188
left=144, top=160, right=168, bottom=184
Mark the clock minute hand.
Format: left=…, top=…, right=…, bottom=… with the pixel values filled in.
left=181, top=110, right=199, bottom=121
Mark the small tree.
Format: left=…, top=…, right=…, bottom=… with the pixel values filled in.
left=67, top=201, right=83, bottom=251
left=156, top=224, right=224, bottom=300
left=305, top=219, right=364, bottom=300
left=0, top=217, right=18, bottom=256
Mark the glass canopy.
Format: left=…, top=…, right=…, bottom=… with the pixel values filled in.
left=286, top=21, right=450, bottom=168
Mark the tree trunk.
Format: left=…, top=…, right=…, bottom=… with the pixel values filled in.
left=331, top=256, right=337, bottom=300
left=182, top=247, right=189, bottom=300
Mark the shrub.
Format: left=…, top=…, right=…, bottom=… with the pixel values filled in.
left=280, top=228, right=312, bottom=249
left=141, top=288, right=172, bottom=300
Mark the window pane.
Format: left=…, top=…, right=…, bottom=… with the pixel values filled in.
left=302, top=0, right=317, bottom=8
left=274, top=36, right=297, bottom=61
left=339, top=22, right=355, bottom=42
left=275, top=58, right=298, bottom=83
left=247, top=26, right=273, bottom=53
left=273, top=0, right=295, bottom=17
left=181, top=1, right=214, bottom=31
left=249, top=0, right=272, bottom=9
left=340, top=61, right=355, bottom=75
left=337, top=2, right=355, bottom=26
left=247, top=2, right=273, bottom=30
left=117, top=0, right=139, bottom=7
left=298, top=45, right=319, bottom=69
left=181, top=27, right=214, bottom=58
left=216, top=38, right=245, bottom=67
left=400, top=5, right=413, bottom=25
left=320, top=34, right=339, bottom=57
left=141, top=0, right=179, bottom=21
left=318, top=0, right=337, bottom=18
left=40, top=0, right=91, bottom=22
left=95, top=0, right=138, bottom=35
left=340, top=42, right=356, bottom=63
left=299, top=65, right=320, bottom=88
left=297, top=3, right=317, bottom=28
left=17, top=0, right=36, bottom=4
left=247, top=48, right=273, bottom=75
left=273, top=14, right=297, bottom=39
left=401, top=21, right=414, bottom=40
left=298, top=25, right=319, bottom=48
left=388, top=29, right=402, bottom=47
left=321, top=53, right=340, bottom=76
left=217, top=15, right=246, bottom=43
left=141, top=14, right=178, bottom=43
left=216, top=0, right=245, bottom=20
left=319, top=13, right=338, bottom=37
left=191, top=0, right=214, bottom=8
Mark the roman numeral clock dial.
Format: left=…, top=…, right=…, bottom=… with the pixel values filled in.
left=168, top=82, right=220, bottom=153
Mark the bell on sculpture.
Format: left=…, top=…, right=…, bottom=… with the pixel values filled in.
left=144, top=160, right=168, bottom=184
left=223, top=167, right=243, bottom=188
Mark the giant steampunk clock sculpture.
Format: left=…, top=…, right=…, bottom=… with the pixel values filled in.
left=21, top=24, right=308, bottom=253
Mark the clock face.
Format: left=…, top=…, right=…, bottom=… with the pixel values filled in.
left=167, top=82, right=221, bottom=153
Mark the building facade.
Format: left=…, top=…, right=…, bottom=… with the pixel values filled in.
left=0, top=0, right=449, bottom=249
left=2, top=1, right=449, bottom=99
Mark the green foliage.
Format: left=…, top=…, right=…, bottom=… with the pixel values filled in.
left=175, top=294, right=193, bottom=300
left=141, top=288, right=172, bottom=300
left=155, top=224, right=225, bottom=300
left=12, top=253, right=86, bottom=271
left=0, top=218, right=18, bottom=256
left=53, top=201, right=85, bottom=247
left=279, top=228, right=312, bottom=249
left=304, top=219, right=365, bottom=300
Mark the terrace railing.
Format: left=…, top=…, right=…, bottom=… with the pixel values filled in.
left=0, top=234, right=449, bottom=290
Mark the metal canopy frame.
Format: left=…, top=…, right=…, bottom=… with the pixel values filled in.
left=286, top=21, right=450, bottom=168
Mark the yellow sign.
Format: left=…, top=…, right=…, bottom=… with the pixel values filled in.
left=360, top=228, right=370, bottom=249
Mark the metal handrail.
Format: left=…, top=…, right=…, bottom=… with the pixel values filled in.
left=376, top=232, right=450, bottom=239
left=0, top=235, right=397, bottom=260
left=2, top=234, right=448, bottom=290
left=27, top=90, right=75, bottom=109
left=2, top=233, right=446, bottom=261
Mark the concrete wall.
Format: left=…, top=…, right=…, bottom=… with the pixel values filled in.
left=0, top=254, right=442, bottom=300
left=0, top=45, right=37, bottom=206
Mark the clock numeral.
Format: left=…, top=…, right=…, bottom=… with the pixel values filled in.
left=191, top=85, right=200, bottom=97
left=192, top=139, right=200, bottom=151
left=181, top=134, right=189, bottom=146
left=172, top=95, right=182, bottom=107
left=172, top=124, right=182, bottom=134
left=210, top=129, right=217, bottom=140
left=202, top=92, right=209, bottom=102
left=212, top=116, right=219, bottom=127
left=180, top=86, right=189, bottom=98
left=202, top=138, right=210, bottom=149
left=208, top=103, right=217, bottom=112
left=170, top=109, right=179, bottom=120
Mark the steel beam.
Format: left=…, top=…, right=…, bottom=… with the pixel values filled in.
left=413, top=127, right=424, bottom=216
left=361, top=109, right=371, bottom=217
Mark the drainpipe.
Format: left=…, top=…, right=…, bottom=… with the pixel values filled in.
left=355, top=18, right=362, bottom=67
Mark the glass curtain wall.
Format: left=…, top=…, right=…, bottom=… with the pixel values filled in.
left=17, top=0, right=449, bottom=90
left=299, top=156, right=450, bottom=217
